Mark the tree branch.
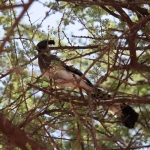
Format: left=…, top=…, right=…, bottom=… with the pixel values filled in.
left=0, top=113, right=49, bottom=150
left=0, top=0, right=34, bottom=53
left=56, top=0, right=150, bottom=6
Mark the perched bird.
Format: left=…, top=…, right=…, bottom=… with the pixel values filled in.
left=36, top=40, right=139, bottom=128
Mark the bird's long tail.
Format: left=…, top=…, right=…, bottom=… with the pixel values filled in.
left=121, top=105, right=139, bottom=128
left=92, top=89, right=139, bottom=128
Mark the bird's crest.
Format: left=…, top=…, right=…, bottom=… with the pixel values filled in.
left=36, top=40, right=55, bottom=52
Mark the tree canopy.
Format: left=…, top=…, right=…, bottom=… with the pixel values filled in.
left=0, top=0, right=150, bottom=149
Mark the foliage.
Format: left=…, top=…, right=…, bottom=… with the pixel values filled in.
left=0, top=0, right=150, bottom=149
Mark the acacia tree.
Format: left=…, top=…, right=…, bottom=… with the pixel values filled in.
left=0, top=0, right=150, bottom=149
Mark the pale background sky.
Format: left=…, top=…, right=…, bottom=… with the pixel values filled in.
left=19, top=0, right=88, bottom=44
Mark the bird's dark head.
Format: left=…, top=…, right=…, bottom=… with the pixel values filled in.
left=36, top=40, right=55, bottom=53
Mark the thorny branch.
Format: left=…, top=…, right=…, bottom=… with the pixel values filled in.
left=0, top=0, right=34, bottom=53
left=1, top=0, right=150, bottom=149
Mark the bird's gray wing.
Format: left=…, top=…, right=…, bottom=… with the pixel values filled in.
left=61, top=60, right=93, bottom=87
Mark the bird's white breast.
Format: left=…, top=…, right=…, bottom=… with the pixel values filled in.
left=42, top=66, right=92, bottom=92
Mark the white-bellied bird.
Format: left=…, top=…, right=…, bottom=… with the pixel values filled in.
left=36, top=40, right=139, bottom=129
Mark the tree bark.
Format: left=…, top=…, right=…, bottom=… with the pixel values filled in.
left=0, top=113, right=49, bottom=150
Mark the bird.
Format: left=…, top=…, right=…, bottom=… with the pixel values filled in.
left=36, top=39, right=139, bottom=129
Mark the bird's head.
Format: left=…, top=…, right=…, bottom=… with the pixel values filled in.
left=36, top=40, right=55, bottom=53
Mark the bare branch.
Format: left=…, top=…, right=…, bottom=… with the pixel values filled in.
left=0, top=113, right=49, bottom=150
left=0, top=0, right=34, bottom=53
